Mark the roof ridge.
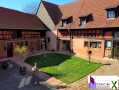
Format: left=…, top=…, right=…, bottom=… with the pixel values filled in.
left=0, top=6, right=35, bottom=16
left=42, top=0, right=59, bottom=6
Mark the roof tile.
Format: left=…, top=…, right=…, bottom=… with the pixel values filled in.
left=0, top=7, right=47, bottom=30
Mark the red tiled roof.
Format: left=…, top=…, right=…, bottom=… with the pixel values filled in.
left=42, top=0, right=119, bottom=29
left=0, top=7, right=48, bottom=30
left=59, top=0, right=119, bottom=29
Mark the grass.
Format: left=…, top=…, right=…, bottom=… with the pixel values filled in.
left=25, top=53, right=102, bottom=84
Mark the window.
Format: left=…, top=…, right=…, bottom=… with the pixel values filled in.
left=105, top=40, right=112, bottom=48
left=61, top=16, right=73, bottom=27
left=90, top=42, right=97, bottom=48
left=61, top=20, right=67, bottom=27
left=90, top=42, right=101, bottom=48
left=84, top=41, right=89, bottom=47
left=80, top=17, right=87, bottom=26
left=107, top=10, right=116, bottom=19
left=114, top=32, right=119, bottom=38
left=84, top=41, right=101, bottom=48
left=80, top=14, right=93, bottom=26
left=12, top=31, right=22, bottom=39
left=106, top=6, right=119, bottom=19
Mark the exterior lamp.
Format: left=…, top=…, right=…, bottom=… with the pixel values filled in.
left=88, top=50, right=92, bottom=63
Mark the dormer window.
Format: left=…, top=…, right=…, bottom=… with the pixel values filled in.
left=61, top=20, right=67, bottom=27
left=107, top=9, right=116, bottom=19
left=61, top=16, right=73, bottom=27
left=106, top=6, right=119, bottom=19
left=80, top=17, right=87, bottom=26
left=79, top=14, right=93, bottom=26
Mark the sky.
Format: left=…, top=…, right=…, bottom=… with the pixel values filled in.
left=0, top=0, right=74, bottom=14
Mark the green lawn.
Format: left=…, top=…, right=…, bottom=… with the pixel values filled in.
left=25, top=53, right=102, bottom=84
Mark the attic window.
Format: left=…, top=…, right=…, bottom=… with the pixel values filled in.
left=106, top=6, right=119, bottom=19
left=80, top=17, right=87, bottom=26
left=61, top=20, right=67, bottom=27
left=107, top=9, right=116, bottom=19
left=79, top=14, right=93, bottom=26
left=61, top=16, right=73, bottom=27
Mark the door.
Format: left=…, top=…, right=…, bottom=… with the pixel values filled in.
left=40, top=39, right=47, bottom=50
left=113, top=40, right=119, bottom=59
left=63, top=40, right=71, bottom=51
left=7, top=42, right=13, bottom=57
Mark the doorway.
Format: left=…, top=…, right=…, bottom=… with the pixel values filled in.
left=62, top=40, right=71, bottom=51
left=7, top=42, right=13, bottom=57
left=40, top=38, right=47, bottom=50
left=112, top=40, right=119, bottom=59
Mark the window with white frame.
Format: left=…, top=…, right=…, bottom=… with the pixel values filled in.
left=107, top=9, right=116, bottom=19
